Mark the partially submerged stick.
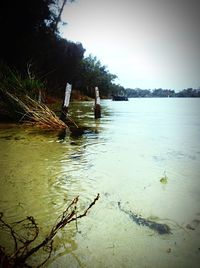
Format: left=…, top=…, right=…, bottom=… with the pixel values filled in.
left=0, top=194, right=100, bottom=267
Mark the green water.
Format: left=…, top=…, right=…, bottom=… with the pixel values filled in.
left=0, top=99, right=200, bottom=267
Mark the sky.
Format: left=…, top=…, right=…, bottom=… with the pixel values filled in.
left=60, top=0, right=200, bottom=91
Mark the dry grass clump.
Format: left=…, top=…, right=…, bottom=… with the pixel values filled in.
left=0, top=63, right=68, bottom=130
left=0, top=90, right=67, bottom=130
left=20, top=95, right=67, bottom=130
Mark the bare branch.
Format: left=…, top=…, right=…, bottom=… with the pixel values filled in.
left=0, top=194, right=100, bottom=267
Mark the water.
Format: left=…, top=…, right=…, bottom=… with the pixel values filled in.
left=0, top=98, right=200, bottom=267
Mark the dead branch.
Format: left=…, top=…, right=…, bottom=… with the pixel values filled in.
left=0, top=194, right=100, bottom=268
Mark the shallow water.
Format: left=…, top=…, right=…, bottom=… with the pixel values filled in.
left=0, top=98, right=200, bottom=267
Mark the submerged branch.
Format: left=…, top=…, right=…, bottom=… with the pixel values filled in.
left=0, top=194, right=100, bottom=267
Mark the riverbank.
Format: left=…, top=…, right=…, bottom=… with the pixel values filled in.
left=0, top=91, right=91, bottom=124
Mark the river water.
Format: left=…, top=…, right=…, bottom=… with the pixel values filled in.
left=0, top=98, right=200, bottom=267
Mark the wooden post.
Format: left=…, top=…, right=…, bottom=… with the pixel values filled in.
left=94, top=86, right=101, bottom=119
left=60, top=83, right=72, bottom=123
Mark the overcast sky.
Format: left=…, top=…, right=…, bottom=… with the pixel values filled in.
left=61, top=0, right=200, bottom=91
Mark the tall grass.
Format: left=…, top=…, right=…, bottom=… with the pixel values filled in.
left=0, top=63, right=67, bottom=130
left=0, top=62, right=44, bottom=98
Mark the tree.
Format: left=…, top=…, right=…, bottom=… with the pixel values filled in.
left=0, top=0, right=120, bottom=100
left=176, top=88, right=200, bottom=97
left=0, top=0, right=85, bottom=97
left=75, top=55, right=117, bottom=97
left=52, top=0, right=75, bottom=33
left=0, top=0, right=56, bottom=65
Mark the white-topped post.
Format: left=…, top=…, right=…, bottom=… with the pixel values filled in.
left=64, top=83, right=72, bottom=109
left=94, top=86, right=101, bottom=119
left=60, top=83, right=72, bottom=122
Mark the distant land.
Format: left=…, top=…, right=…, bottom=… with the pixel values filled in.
left=125, top=88, right=200, bottom=98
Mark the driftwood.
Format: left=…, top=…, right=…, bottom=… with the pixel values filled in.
left=118, top=202, right=171, bottom=235
left=0, top=194, right=100, bottom=268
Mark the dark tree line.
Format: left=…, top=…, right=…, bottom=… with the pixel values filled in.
left=126, top=88, right=200, bottom=98
left=0, top=0, right=84, bottom=96
left=0, top=0, right=119, bottom=99
left=74, top=55, right=118, bottom=98
left=3, top=1, right=197, bottom=101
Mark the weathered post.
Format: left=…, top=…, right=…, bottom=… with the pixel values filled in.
left=94, top=86, right=101, bottom=119
left=60, top=83, right=72, bottom=123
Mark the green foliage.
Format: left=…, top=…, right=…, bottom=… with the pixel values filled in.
left=160, top=172, right=168, bottom=184
left=75, top=54, right=118, bottom=97
left=160, top=177, right=168, bottom=184
left=0, top=0, right=121, bottom=99
left=111, top=84, right=126, bottom=96
left=0, top=63, right=44, bottom=98
left=0, top=0, right=85, bottom=97
left=1, top=1, right=199, bottom=100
